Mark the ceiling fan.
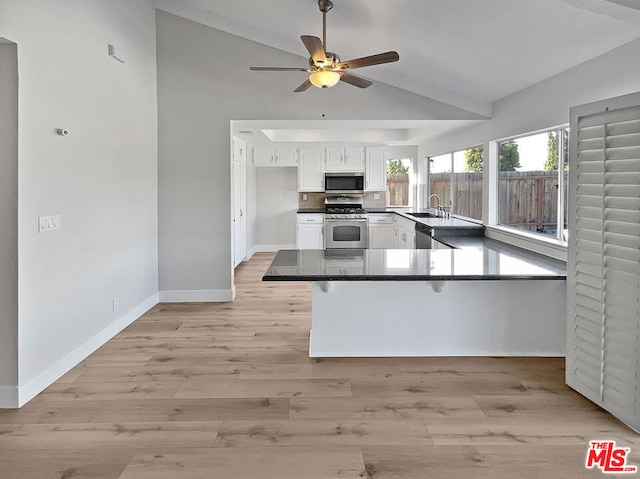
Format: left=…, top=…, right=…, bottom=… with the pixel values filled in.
left=249, top=0, right=399, bottom=92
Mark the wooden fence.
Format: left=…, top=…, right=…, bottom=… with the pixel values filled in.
left=387, top=173, right=409, bottom=206
left=430, top=171, right=562, bottom=233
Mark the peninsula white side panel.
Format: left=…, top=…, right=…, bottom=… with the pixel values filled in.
left=310, top=280, right=566, bottom=357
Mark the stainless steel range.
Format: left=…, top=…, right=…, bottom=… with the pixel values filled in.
left=324, top=195, right=368, bottom=249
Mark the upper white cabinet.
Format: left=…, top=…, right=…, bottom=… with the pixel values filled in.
left=298, top=147, right=325, bottom=192
left=253, top=146, right=298, bottom=167
left=365, top=147, right=387, bottom=191
left=325, top=147, right=365, bottom=172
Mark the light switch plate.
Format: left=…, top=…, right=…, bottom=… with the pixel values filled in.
left=39, top=215, right=61, bottom=232
left=373, top=193, right=380, bottom=200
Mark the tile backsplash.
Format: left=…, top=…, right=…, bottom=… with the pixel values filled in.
left=298, top=193, right=325, bottom=209
left=363, top=192, right=386, bottom=209
left=298, top=191, right=386, bottom=210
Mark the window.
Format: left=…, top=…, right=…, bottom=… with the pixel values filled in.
left=428, top=147, right=483, bottom=221
left=386, top=158, right=416, bottom=207
left=497, top=128, right=568, bottom=240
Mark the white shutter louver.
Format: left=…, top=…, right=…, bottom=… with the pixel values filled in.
left=567, top=93, right=640, bottom=431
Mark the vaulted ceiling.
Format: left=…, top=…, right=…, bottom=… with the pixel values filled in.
left=152, top=0, right=640, bottom=143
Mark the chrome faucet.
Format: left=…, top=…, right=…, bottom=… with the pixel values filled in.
left=429, top=194, right=444, bottom=217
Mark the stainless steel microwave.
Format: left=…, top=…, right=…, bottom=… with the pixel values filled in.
left=324, top=173, right=365, bottom=193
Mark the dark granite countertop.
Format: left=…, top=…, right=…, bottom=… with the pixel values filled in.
left=367, top=208, right=484, bottom=231
left=263, top=246, right=566, bottom=282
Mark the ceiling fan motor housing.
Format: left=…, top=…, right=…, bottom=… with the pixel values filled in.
left=309, top=52, right=340, bottom=68
left=318, top=0, right=333, bottom=13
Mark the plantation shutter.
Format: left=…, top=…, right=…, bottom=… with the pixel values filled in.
left=567, top=92, right=640, bottom=431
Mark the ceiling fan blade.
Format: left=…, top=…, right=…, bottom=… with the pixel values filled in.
left=301, top=35, right=327, bottom=64
left=339, top=72, right=373, bottom=89
left=294, top=79, right=313, bottom=93
left=250, top=66, right=312, bottom=72
left=336, top=51, right=399, bottom=70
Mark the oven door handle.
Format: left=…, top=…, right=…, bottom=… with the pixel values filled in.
left=325, top=219, right=368, bottom=223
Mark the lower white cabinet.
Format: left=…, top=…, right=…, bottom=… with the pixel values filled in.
left=368, top=214, right=395, bottom=249
left=394, top=215, right=416, bottom=249
left=297, top=214, right=324, bottom=249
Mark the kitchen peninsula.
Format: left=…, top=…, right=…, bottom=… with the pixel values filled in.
left=263, top=241, right=566, bottom=357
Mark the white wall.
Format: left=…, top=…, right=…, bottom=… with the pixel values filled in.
left=421, top=38, right=640, bottom=157
left=255, top=168, right=298, bottom=247
left=0, top=0, right=158, bottom=407
left=156, top=11, right=481, bottom=298
left=0, top=41, right=19, bottom=394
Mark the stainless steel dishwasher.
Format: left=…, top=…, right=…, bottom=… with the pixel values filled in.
left=415, top=222, right=432, bottom=249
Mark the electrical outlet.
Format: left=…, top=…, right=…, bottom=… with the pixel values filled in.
left=373, top=194, right=380, bottom=200
left=38, top=215, right=61, bottom=232
left=302, top=194, right=308, bottom=200
left=112, top=297, right=120, bottom=312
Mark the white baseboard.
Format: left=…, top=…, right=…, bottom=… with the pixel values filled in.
left=159, top=289, right=235, bottom=302
left=3, top=293, right=160, bottom=409
left=246, top=244, right=295, bottom=260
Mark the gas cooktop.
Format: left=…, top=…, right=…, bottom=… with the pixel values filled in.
left=325, top=207, right=366, bottom=214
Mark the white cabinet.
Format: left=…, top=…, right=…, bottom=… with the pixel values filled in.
left=368, top=214, right=396, bottom=249
left=325, top=147, right=365, bottom=172
left=298, top=147, right=325, bottom=192
left=296, top=214, right=324, bottom=249
left=394, top=215, right=416, bottom=249
left=397, top=229, right=415, bottom=249
left=253, top=146, right=298, bottom=167
left=365, top=147, right=387, bottom=191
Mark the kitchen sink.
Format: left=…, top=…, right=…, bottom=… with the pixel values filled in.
left=407, top=212, right=439, bottom=218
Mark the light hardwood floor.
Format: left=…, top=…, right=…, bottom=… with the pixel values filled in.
left=0, top=252, right=638, bottom=478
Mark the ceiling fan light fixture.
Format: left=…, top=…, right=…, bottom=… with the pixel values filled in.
left=309, top=69, right=340, bottom=89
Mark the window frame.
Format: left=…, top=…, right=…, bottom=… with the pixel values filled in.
left=427, top=145, right=484, bottom=223
left=490, top=126, right=569, bottom=244
left=385, top=157, right=417, bottom=208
